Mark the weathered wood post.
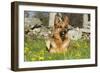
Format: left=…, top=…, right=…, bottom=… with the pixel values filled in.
left=83, top=14, right=90, bottom=29
left=49, top=13, right=56, bottom=27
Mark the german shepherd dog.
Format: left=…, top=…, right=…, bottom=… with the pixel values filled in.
left=46, top=14, right=70, bottom=53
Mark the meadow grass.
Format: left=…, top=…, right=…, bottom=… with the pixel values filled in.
left=24, top=37, right=90, bottom=61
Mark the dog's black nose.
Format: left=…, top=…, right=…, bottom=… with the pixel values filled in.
left=62, top=31, right=65, bottom=35
left=60, top=31, right=66, bottom=37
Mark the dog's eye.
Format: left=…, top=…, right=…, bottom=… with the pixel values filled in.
left=65, top=26, right=68, bottom=28
left=59, top=26, right=62, bottom=28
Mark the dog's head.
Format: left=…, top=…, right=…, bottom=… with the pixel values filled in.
left=54, top=15, right=70, bottom=35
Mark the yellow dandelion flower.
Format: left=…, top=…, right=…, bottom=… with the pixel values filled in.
left=39, top=56, right=44, bottom=60
left=25, top=47, right=29, bottom=53
left=32, top=58, right=36, bottom=61
left=76, top=51, right=81, bottom=57
left=48, top=57, right=52, bottom=59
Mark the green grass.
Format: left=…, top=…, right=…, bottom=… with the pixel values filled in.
left=24, top=37, right=90, bottom=61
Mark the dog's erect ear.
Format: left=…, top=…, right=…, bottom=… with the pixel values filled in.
left=54, top=15, right=62, bottom=25
left=63, top=16, right=69, bottom=25
left=54, top=16, right=59, bottom=24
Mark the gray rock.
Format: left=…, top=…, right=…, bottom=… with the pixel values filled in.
left=68, top=28, right=82, bottom=40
